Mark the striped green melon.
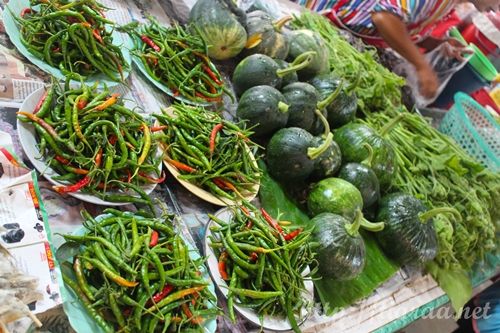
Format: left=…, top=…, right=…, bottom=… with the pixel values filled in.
left=189, top=0, right=247, bottom=60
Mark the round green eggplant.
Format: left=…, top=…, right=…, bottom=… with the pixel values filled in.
left=282, top=82, right=318, bottom=131
left=233, top=54, right=281, bottom=95
left=376, top=193, right=458, bottom=266
left=274, top=59, right=298, bottom=88
left=311, top=212, right=366, bottom=280
left=307, top=177, right=385, bottom=232
left=310, top=136, right=342, bottom=181
left=287, top=29, right=330, bottom=79
left=243, top=11, right=290, bottom=59
left=338, top=163, right=380, bottom=208
left=309, top=73, right=357, bottom=128
left=308, top=178, right=363, bottom=220
left=267, top=127, right=334, bottom=182
left=236, top=85, right=289, bottom=137
left=333, top=123, right=396, bottom=187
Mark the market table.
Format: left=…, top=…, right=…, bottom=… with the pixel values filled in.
left=0, top=0, right=498, bottom=332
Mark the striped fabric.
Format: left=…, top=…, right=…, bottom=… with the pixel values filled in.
left=294, top=0, right=458, bottom=38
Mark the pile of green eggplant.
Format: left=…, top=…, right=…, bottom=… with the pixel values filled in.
left=230, top=10, right=444, bottom=290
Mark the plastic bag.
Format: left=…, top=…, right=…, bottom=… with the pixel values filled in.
left=237, top=0, right=281, bottom=18
left=395, top=43, right=471, bottom=107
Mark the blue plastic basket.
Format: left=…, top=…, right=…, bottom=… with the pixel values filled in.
left=439, top=92, right=500, bottom=171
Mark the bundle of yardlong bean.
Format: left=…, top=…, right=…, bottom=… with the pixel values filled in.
left=154, top=104, right=260, bottom=200
left=132, top=18, right=226, bottom=103
left=17, top=79, right=162, bottom=206
left=61, top=209, right=218, bottom=333
left=13, top=0, right=127, bottom=81
left=208, top=203, right=315, bottom=333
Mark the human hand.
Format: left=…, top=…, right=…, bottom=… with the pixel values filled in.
left=416, top=64, right=439, bottom=99
left=441, top=38, right=473, bottom=61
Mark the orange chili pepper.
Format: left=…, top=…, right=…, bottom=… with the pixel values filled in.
left=165, top=157, right=197, bottom=173
left=92, top=29, right=104, bottom=44
left=182, top=303, right=204, bottom=325
left=95, top=148, right=103, bottom=167
left=209, top=123, right=223, bottom=154
left=150, top=125, right=168, bottom=132
left=94, top=93, right=119, bottom=111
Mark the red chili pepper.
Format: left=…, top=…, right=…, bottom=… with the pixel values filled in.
left=126, top=169, right=132, bottom=183
left=209, top=123, right=223, bottom=154
left=108, top=135, right=118, bottom=145
left=20, top=8, right=32, bottom=17
left=33, top=91, right=48, bottom=114
left=218, top=252, right=229, bottom=280
left=260, top=208, right=284, bottom=234
left=92, top=29, right=104, bottom=44
left=284, top=228, right=303, bottom=241
left=53, top=175, right=91, bottom=193
left=245, top=220, right=253, bottom=229
left=77, top=97, right=88, bottom=110
left=149, top=230, right=159, bottom=247
left=195, top=92, right=222, bottom=103
left=202, top=64, right=222, bottom=85
left=95, top=148, right=103, bottom=167
left=172, top=89, right=180, bottom=97
left=212, top=178, right=229, bottom=190
left=141, top=35, right=161, bottom=52
left=249, top=252, right=258, bottom=262
left=165, top=157, right=197, bottom=173
left=150, top=125, right=167, bottom=132
left=52, top=47, right=61, bottom=53
left=123, top=308, right=132, bottom=317
left=55, top=155, right=70, bottom=165
left=148, top=285, right=174, bottom=306
left=139, top=171, right=166, bottom=184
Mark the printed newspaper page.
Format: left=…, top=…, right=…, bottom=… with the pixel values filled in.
left=0, top=134, right=61, bottom=315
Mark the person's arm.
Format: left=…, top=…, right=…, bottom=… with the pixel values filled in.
left=371, top=11, right=438, bottom=99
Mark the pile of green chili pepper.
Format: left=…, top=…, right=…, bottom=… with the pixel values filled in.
left=154, top=103, right=261, bottom=201
left=60, top=209, right=218, bottom=333
left=17, top=78, right=162, bottom=206
left=13, top=0, right=127, bottom=81
left=128, top=17, right=227, bottom=103
left=208, top=203, right=316, bottom=333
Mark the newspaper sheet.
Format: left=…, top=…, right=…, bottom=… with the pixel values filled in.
left=0, top=133, right=61, bottom=316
